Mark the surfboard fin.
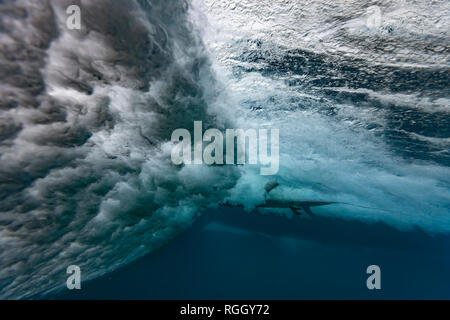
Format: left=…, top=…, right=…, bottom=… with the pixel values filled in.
left=289, top=206, right=300, bottom=215
left=289, top=205, right=315, bottom=216
left=302, top=205, right=314, bottom=217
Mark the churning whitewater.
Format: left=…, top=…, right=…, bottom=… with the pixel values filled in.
left=0, top=0, right=449, bottom=299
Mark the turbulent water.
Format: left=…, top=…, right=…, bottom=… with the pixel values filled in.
left=0, top=0, right=449, bottom=299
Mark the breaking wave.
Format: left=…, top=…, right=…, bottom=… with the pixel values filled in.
left=0, top=0, right=449, bottom=298
left=0, top=0, right=239, bottom=299
left=192, top=0, right=450, bottom=230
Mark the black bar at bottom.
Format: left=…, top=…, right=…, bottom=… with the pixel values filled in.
left=0, top=300, right=445, bottom=318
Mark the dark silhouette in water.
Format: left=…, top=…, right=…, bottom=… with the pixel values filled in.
left=223, top=181, right=335, bottom=216
left=259, top=181, right=334, bottom=216
left=224, top=181, right=396, bottom=216
left=257, top=199, right=335, bottom=216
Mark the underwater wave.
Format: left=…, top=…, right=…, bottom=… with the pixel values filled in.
left=0, top=0, right=239, bottom=299
left=192, top=0, right=450, bottom=230
left=0, top=0, right=449, bottom=298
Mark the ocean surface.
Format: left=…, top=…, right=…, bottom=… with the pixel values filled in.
left=0, top=0, right=449, bottom=299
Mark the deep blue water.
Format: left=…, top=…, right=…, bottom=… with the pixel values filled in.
left=54, top=207, right=450, bottom=299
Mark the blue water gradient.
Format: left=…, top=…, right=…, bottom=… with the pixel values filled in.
left=55, top=207, right=450, bottom=299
